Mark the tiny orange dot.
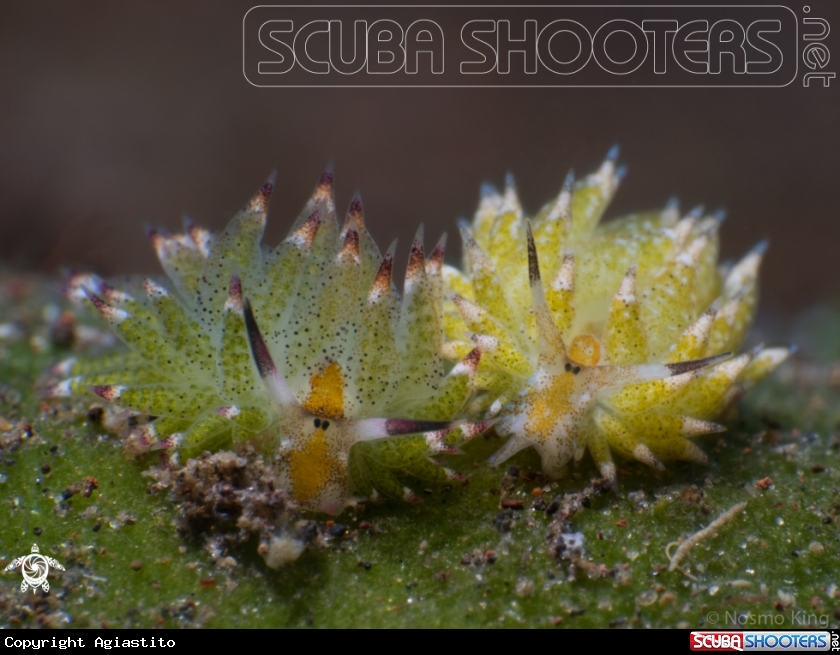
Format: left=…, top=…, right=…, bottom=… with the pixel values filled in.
left=569, top=334, right=602, bottom=367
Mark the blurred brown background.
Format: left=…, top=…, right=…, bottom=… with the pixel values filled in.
left=0, top=0, right=837, bottom=315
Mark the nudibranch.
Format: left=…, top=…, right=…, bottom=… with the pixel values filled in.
left=45, top=169, right=487, bottom=514
left=442, top=148, right=790, bottom=483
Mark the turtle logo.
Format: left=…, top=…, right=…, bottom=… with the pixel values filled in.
left=4, top=544, right=65, bottom=592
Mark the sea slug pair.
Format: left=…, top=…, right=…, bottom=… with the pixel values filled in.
left=45, top=150, right=790, bottom=514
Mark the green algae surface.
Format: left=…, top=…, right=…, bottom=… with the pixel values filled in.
left=1, top=314, right=839, bottom=628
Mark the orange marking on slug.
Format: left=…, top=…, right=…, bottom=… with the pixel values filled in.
left=301, top=361, right=345, bottom=419
left=527, top=372, right=574, bottom=441
left=569, top=335, right=601, bottom=367
left=288, top=430, right=332, bottom=503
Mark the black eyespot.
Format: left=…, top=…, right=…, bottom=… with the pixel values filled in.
left=573, top=366, right=581, bottom=375
left=322, top=420, right=330, bottom=430
left=565, top=363, right=572, bottom=372
left=314, top=418, right=321, bottom=428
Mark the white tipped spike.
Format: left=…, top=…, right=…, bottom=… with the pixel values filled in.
left=598, top=461, right=617, bottom=486
left=752, top=347, right=791, bottom=370
left=687, top=205, right=705, bottom=220
left=426, top=233, right=447, bottom=277
left=680, top=441, right=710, bottom=464
left=100, top=282, right=135, bottom=306
left=83, top=289, right=129, bottom=325
left=41, top=378, right=80, bottom=398
left=614, top=165, right=627, bottom=183
left=487, top=398, right=504, bottom=418
left=215, top=406, right=241, bottom=419
left=501, top=173, right=521, bottom=215
left=450, top=347, right=481, bottom=376
left=287, top=210, right=322, bottom=251
left=460, top=420, right=493, bottom=443
left=451, top=294, right=483, bottom=324
left=717, top=352, right=752, bottom=381
left=460, top=228, right=493, bottom=272
left=480, top=182, right=502, bottom=206
left=550, top=252, right=575, bottom=293
left=673, top=217, right=697, bottom=249
left=702, top=297, right=721, bottom=320
left=697, top=216, right=721, bottom=235
left=723, top=242, right=766, bottom=296
left=597, top=147, right=619, bottom=193
left=49, top=358, right=77, bottom=376
left=64, top=273, right=104, bottom=304
left=425, top=429, right=461, bottom=455
left=91, top=385, right=125, bottom=402
left=337, top=226, right=361, bottom=264
left=440, top=465, right=466, bottom=482
left=144, top=279, right=169, bottom=299
left=488, top=435, right=530, bottom=467
left=662, top=198, right=680, bottom=226
left=367, top=241, right=397, bottom=304
left=441, top=341, right=473, bottom=361
left=665, top=301, right=720, bottom=364
left=342, top=193, right=362, bottom=235
left=404, top=225, right=426, bottom=293
left=716, top=295, right=741, bottom=328
left=633, top=443, right=665, bottom=470
left=664, top=370, right=701, bottom=393
left=678, top=235, right=709, bottom=267
left=468, top=333, right=499, bottom=354
left=545, top=171, right=573, bottom=223
left=681, top=417, right=726, bottom=437
left=686, top=299, right=719, bottom=341
left=186, top=217, right=214, bottom=256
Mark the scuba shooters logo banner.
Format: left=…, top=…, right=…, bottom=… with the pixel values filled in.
left=242, top=4, right=833, bottom=87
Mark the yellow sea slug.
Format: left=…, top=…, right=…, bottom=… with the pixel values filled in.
left=442, top=147, right=790, bottom=484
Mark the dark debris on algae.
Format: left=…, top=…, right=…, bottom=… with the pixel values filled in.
left=143, top=448, right=328, bottom=569
left=1, top=272, right=840, bottom=628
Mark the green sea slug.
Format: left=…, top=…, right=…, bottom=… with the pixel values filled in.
left=46, top=170, right=486, bottom=515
